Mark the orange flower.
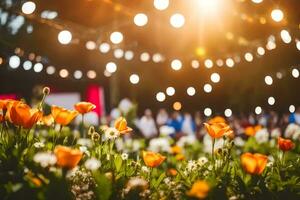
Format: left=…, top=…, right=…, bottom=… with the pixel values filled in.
left=40, top=114, right=54, bottom=126
left=3, top=100, right=20, bottom=121
left=0, top=114, right=4, bottom=122
left=278, top=137, right=294, bottom=151
left=204, top=122, right=232, bottom=139
left=9, top=102, right=42, bottom=129
left=142, top=151, right=166, bottom=168
left=54, top=146, right=83, bottom=169
left=175, top=153, right=185, bottom=161
left=168, top=168, right=178, bottom=176
left=240, top=153, right=267, bottom=175
left=244, top=125, right=262, bottom=136
left=114, top=117, right=132, bottom=134
left=208, top=116, right=226, bottom=124
left=51, top=105, right=78, bottom=126
left=187, top=180, right=210, bottom=199
left=74, top=102, right=96, bottom=114
left=171, top=145, right=182, bottom=154
left=224, top=129, right=235, bottom=139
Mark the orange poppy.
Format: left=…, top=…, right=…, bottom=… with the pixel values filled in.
left=278, top=137, right=294, bottom=151
left=168, top=168, right=178, bottom=176
left=224, top=129, right=235, bottom=139
left=208, top=116, right=226, bottom=124
left=9, top=102, right=42, bottom=129
left=114, top=117, right=132, bottom=134
left=142, top=151, right=166, bottom=168
left=240, top=152, right=267, bottom=175
left=54, top=145, right=83, bottom=169
left=187, top=180, right=210, bottom=199
left=204, top=122, right=232, bottom=139
left=40, top=114, right=54, bottom=126
left=51, top=105, right=78, bottom=126
left=74, top=102, right=96, bottom=114
left=175, top=153, right=185, bottom=161
left=171, top=145, right=182, bottom=154
left=3, top=100, right=20, bottom=121
left=244, top=125, right=262, bottom=136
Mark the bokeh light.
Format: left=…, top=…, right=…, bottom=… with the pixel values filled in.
left=187, top=87, right=196, bottom=96
left=280, top=30, right=292, bottom=44
left=110, top=32, right=123, bottom=44
left=22, top=1, right=36, bottom=15
left=59, top=69, right=69, bottom=78
left=173, top=101, right=182, bottom=111
left=255, top=106, right=262, bottom=115
left=225, top=58, right=234, bottom=68
left=106, top=62, right=117, bottom=73
left=134, top=13, right=148, bottom=27
left=9, top=55, right=20, bottom=69
left=191, top=60, right=200, bottom=69
left=268, top=96, right=275, bottom=105
left=203, top=84, right=212, bottom=93
left=74, top=70, right=83, bottom=79
left=33, top=63, right=43, bottom=73
left=129, top=74, right=140, bottom=84
left=257, top=47, right=265, bottom=56
left=58, top=30, right=72, bottom=45
left=125, top=51, right=134, bottom=60
left=252, top=0, right=263, bottom=3
left=114, top=49, right=124, bottom=59
left=204, top=59, right=213, bottom=68
left=271, top=9, right=284, bottom=22
left=289, top=105, right=296, bottom=113
left=171, top=59, right=182, bottom=71
left=210, top=73, right=220, bottom=83
left=140, top=52, right=150, bottom=62
left=244, top=52, right=253, bottom=62
left=87, top=70, right=97, bottom=79
left=156, top=92, right=166, bottom=102
left=166, top=87, right=175, bottom=96
left=204, top=107, right=212, bottom=117
left=264, top=75, right=273, bottom=85
left=99, top=42, right=110, bottom=53
left=46, top=66, right=55, bottom=75
left=23, top=60, right=32, bottom=70
left=224, top=109, right=232, bottom=117
left=85, top=41, right=96, bottom=50
left=154, top=0, right=169, bottom=10
left=292, top=68, right=299, bottom=78
left=170, top=13, right=185, bottom=28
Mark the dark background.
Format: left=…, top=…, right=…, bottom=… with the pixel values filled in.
left=0, top=0, right=299, bottom=115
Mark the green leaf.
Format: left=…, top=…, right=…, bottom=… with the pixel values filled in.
left=114, top=154, right=123, bottom=172
left=93, top=172, right=112, bottom=200
left=153, top=172, right=166, bottom=189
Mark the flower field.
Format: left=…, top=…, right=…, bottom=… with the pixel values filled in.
left=1, top=88, right=300, bottom=200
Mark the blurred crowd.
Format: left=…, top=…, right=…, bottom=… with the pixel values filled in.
left=130, top=107, right=300, bottom=140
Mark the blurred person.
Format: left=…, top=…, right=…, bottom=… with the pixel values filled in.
left=181, top=113, right=196, bottom=135
left=138, top=109, right=158, bottom=139
left=194, top=111, right=204, bottom=139
left=167, top=112, right=183, bottom=137
left=289, top=106, right=300, bottom=125
left=156, top=109, right=169, bottom=127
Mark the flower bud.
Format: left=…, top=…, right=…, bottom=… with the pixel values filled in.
left=91, top=132, right=100, bottom=142
left=42, top=87, right=50, bottom=95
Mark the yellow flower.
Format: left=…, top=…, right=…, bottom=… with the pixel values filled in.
left=187, top=180, right=210, bottom=199
left=240, top=152, right=267, bottom=175
left=171, top=145, right=182, bottom=154
left=175, top=153, right=185, bottom=161
left=204, top=122, right=232, bottom=139
left=114, top=117, right=132, bottom=134
left=54, top=146, right=83, bottom=169
left=142, top=151, right=166, bottom=168
left=51, top=105, right=78, bottom=126
left=74, top=102, right=96, bottom=114
left=9, top=102, right=42, bottom=129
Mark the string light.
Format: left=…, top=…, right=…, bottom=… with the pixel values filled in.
left=114, top=49, right=124, bottom=59
left=292, top=68, right=299, bottom=78
left=134, top=13, right=148, bottom=27
left=268, top=96, right=275, bottom=105
left=173, top=101, right=182, bottom=111
left=257, top=47, right=265, bottom=56
left=110, top=32, right=123, bottom=44
left=203, top=83, right=212, bottom=93
left=191, top=60, right=200, bottom=69
left=170, top=13, right=185, bottom=28
left=271, top=9, right=284, bottom=22
left=46, top=66, right=55, bottom=75
left=255, top=106, right=262, bottom=114
left=224, top=108, right=232, bottom=117
left=204, top=59, right=213, bottom=68
left=264, top=75, right=273, bottom=85
left=140, top=52, right=150, bottom=62
left=106, top=62, right=117, bottom=73
left=124, top=51, right=134, bottom=60
left=210, top=73, right=220, bottom=83
left=99, top=42, right=110, bottom=53
left=216, top=59, right=224, bottom=67
left=9, top=55, right=20, bottom=69
left=22, top=1, right=36, bottom=15
left=226, top=58, right=234, bottom=67
left=74, top=70, right=83, bottom=79
left=85, top=41, right=96, bottom=50
left=280, top=30, right=292, bottom=44
left=204, top=107, right=212, bottom=117
left=166, top=87, right=175, bottom=96
left=187, top=87, right=196, bottom=96
left=289, top=105, right=296, bottom=113
left=58, top=30, right=72, bottom=45
left=23, top=60, right=32, bottom=70
left=59, top=69, right=69, bottom=78
left=152, top=53, right=163, bottom=63
left=156, top=92, right=166, bottom=102
left=129, top=74, right=140, bottom=84
left=33, top=63, right=43, bottom=73
left=171, top=59, right=182, bottom=71
left=87, top=70, right=97, bottom=79
left=244, top=52, right=254, bottom=62
left=154, top=0, right=169, bottom=10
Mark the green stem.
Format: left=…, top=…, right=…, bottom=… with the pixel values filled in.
left=82, top=114, right=85, bottom=138
left=212, top=138, right=215, bottom=172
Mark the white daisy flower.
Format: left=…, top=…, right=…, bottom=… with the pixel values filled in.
left=197, top=156, right=208, bottom=166
left=85, top=158, right=101, bottom=171
left=121, top=153, right=129, bottom=160
left=33, top=142, right=45, bottom=148
left=105, top=127, right=120, bottom=140
left=141, top=166, right=150, bottom=173
left=33, top=152, right=57, bottom=168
